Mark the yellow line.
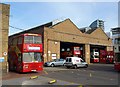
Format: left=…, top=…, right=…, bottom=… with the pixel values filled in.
left=78, top=85, right=83, bottom=87
left=65, top=82, right=83, bottom=86
left=43, top=70, right=48, bottom=75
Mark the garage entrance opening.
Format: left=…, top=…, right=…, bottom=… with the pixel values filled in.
left=60, top=42, right=84, bottom=60
left=90, top=45, right=106, bottom=63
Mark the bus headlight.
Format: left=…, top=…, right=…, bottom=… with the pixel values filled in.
left=24, top=65, right=28, bottom=68
left=25, top=66, right=28, bottom=68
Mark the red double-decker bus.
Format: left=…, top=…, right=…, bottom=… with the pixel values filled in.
left=8, top=33, right=43, bottom=73
left=100, top=50, right=114, bottom=64
left=60, top=46, right=83, bottom=59
left=106, top=51, right=114, bottom=63
left=90, top=49, right=99, bottom=63
left=72, top=46, right=82, bottom=57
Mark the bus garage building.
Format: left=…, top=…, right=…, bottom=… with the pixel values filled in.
left=9, top=19, right=113, bottom=64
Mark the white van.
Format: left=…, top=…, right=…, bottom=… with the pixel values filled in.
left=64, top=57, right=88, bottom=69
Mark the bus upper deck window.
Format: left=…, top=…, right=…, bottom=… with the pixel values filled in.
left=34, top=36, right=42, bottom=44
left=24, top=36, right=33, bottom=43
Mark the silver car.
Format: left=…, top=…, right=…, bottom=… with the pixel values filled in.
left=44, top=59, right=66, bottom=67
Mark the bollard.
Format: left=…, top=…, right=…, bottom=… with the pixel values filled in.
left=48, top=80, right=57, bottom=84
left=30, top=76, right=38, bottom=79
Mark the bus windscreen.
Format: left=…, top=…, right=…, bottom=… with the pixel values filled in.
left=23, top=52, right=42, bottom=62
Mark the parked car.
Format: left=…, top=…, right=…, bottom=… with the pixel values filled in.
left=44, top=59, right=66, bottom=67
left=64, top=57, right=88, bottom=69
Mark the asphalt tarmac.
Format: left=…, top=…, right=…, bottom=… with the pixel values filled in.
left=2, top=64, right=120, bottom=87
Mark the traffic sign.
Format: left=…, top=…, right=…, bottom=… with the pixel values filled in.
left=0, top=57, right=4, bottom=62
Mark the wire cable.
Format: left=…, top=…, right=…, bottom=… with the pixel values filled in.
left=9, top=25, right=25, bottom=30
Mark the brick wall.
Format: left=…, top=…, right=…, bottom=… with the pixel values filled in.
left=43, top=19, right=113, bottom=63
left=0, top=3, right=10, bottom=73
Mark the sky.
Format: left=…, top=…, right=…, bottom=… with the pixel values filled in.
left=3, top=2, right=118, bottom=35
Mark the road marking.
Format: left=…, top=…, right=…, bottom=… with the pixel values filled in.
left=78, top=85, right=83, bottom=87
left=43, top=70, right=48, bottom=75
left=90, top=73, right=92, bottom=77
